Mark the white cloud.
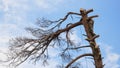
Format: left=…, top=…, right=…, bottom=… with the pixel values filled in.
left=0, top=47, right=9, bottom=68
left=0, top=0, right=65, bottom=29
left=103, top=45, right=120, bottom=68
left=0, top=36, right=10, bottom=46
left=0, top=23, right=18, bottom=47
left=0, top=47, right=8, bottom=62
left=0, top=0, right=35, bottom=44
left=0, top=65, right=6, bottom=68
left=35, top=0, right=50, bottom=9
left=34, top=0, right=64, bottom=11
left=1, top=0, right=29, bottom=12
left=1, top=0, right=29, bottom=24
left=69, top=30, right=81, bottom=46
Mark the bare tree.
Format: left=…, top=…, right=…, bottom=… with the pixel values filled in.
left=5, top=8, right=103, bottom=68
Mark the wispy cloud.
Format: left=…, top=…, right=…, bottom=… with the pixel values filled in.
left=0, top=0, right=33, bottom=47
left=0, top=0, right=65, bottom=25
left=34, top=0, right=64, bottom=11
left=69, top=30, right=81, bottom=46
left=0, top=0, right=29, bottom=24
left=103, top=45, right=120, bottom=68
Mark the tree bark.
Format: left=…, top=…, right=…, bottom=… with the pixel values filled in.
left=80, top=9, right=103, bottom=68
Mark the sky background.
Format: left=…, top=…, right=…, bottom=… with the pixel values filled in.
left=0, top=0, right=120, bottom=68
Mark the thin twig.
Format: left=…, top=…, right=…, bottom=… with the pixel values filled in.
left=67, top=45, right=91, bottom=50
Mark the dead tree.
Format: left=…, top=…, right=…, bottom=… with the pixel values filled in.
left=65, top=9, right=104, bottom=68
left=5, top=8, right=103, bottom=68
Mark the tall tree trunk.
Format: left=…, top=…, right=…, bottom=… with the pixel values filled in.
left=81, top=9, right=103, bottom=68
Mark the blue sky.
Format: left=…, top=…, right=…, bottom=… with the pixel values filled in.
left=0, top=0, right=120, bottom=68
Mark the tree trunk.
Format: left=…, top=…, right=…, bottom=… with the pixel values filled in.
left=80, top=9, right=103, bottom=68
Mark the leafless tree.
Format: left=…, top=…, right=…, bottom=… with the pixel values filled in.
left=4, top=8, right=104, bottom=68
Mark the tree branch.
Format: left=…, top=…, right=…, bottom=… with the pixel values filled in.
left=51, top=12, right=81, bottom=29
left=88, top=15, right=99, bottom=20
left=85, top=35, right=100, bottom=41
left=67, top=45, right=91, bottom=50
left=86, top=9, right=93, bottom=14
left=65, top=53, right=93, bottom=68
left=55, top=21, right=82, bottom=35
